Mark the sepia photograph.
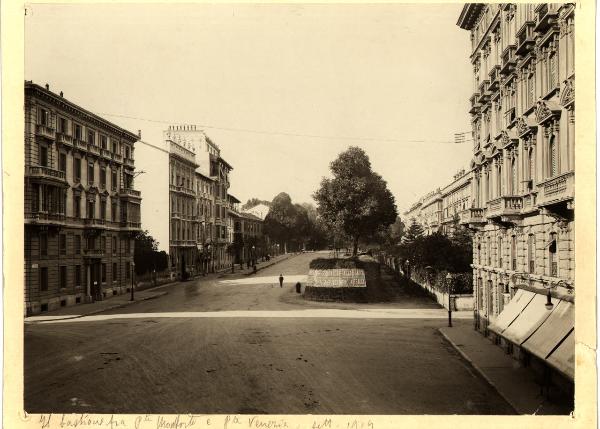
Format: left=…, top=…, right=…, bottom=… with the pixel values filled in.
left=2, top=1, right=596, bottom=428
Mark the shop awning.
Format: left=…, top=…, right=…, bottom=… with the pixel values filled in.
left=521, top=299, right=574, bottom=358
left=488, top=289, right=536, bottom=335
left=546, top=329, right=575, bottom=380
left=501, top=292, right=555, bottom=345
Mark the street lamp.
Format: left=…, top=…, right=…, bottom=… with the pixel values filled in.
left=543, top=280, right=570, bottom=310
left=130, top=261, right=136, bottom=301
left=446, top=272, right=453, bottom=327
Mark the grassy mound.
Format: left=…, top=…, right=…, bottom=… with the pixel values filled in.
left=309, top=258, right=361, bottom=270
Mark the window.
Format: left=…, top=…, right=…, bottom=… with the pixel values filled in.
left=111, top=200, right=117, bottom=221
left=498, top=237, right=503, bottom=268
left=75, top=265, right=81, bottom=287
left=75, top=235, right=81, bottom=255
left=74, top=195, right=81, bottom=219
left=100, top=200, right=107, bottom=220
left=125, top=146, right=130, bottom=159
left=112, top=237, right=117, bottom=254
left=112, top=263, right=118, bottom=282
left=58, top=117, right=68, bottom=134
left=111, top=169, right=117, bottom=190
left=511, top=236, right=517, bottom=270
left=100, top=168, right=106, bottom=187
left=101, top=263, right=107, bottom=283
left=87, top=129, right=95, bottom=145
left=487, top=280, right=494, bottom=316
left=60, top=266, right=67, bottom=289
left=87, top=200, right=95, bottom=219
left=487, top=238, right=491, bottom=266
left=74, top=158, right=81, bottom=182
left=528, top=234, right=535, bottom=273
left=549, top=135, right=558, bottom=177
left=549, top=233, right=558, bottom=277
left=40, top=267, right=48, bottom=291
left=39, top=145, right=48, bottom=167
left=112, top=141, right=117, bottom=153
left=59, top=153, right=67, bottom=173
left=40, top=108, right=50, bottom=126
left=102, top=236, right=107, bottom=252
left=100, top=135, right=107, bottom=149
left=59, top=234, right=66, bottom=255
left=88, top=163, right=95, bottom=185
left=40, top=233, right=48, bottom=256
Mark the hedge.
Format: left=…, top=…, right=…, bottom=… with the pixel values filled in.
left=309, top=258, right=361, bottom=270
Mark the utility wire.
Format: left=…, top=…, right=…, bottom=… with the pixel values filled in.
left=96, top=111, right=472, bottom=145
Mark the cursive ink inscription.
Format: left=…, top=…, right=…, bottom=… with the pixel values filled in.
left=247, top=416, right=288, bottom=429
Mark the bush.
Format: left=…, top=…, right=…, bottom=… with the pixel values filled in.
left=309, top=258, right=360, bottom=270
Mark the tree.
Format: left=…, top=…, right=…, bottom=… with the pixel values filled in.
left=134, top=230, right=169, bottom=275
left=314, top=146, right=398, bottom=256
left=402, top=219, right=424, bottom=246
left=264, top=192, right=298, bottom=252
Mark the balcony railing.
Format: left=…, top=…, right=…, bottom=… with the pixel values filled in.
left=488, top=66, right=500, bottom=91
left=169, top=184, right=196, bottom=197
left=56, top=132, right=73, bottom=146
left=504, top=107, right=517, bottom=128
left=28, top=165, right=67, bottom=182
left=521, top=193, right=537, bottom=212
left=535, top=3, right=559, bottom=33
left=459, top=208, right=486, bottom=225
left=124, top=158, right=135, bottom=168
left=84, top=218, right=106, bottom=228
left=499, top=45, right=517, bottom=76
left=101, top=148, right=112, bottom=159
left=486, top=196, right=523, bottom=219
left=25, top=211, right=66, bottom=225
left=119, top=188, right=142, bottom=199
left=88, top=144, right=101, bottom=156
left=112, top=153, right=123, bottom=163
left=516, top=23, right=536, bottom=56
left=550, top=261, right=558, bottom=277
left=83, top=248, right=104, bottom=258
left=469, top=92, right=481, bottom=114
left=35, top=124, right=56, bottom=140
left=74, top=139, right=88, bottom=150
left=536, top=171, right=574, bottom=208
left=120, top=220, right=142, bottom=230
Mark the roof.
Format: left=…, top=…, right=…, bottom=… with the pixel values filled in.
left=195, top=171, right=215, bottom=182
left=25, top=81, right=139, bottom=142
left=240, top=212, right=263, bottom=222
left=228, top=194, right=241, bottom=203
left=218, top=156, right=233, bottom=170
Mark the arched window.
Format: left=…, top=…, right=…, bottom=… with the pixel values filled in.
left=498, top=236, right=503, bottom=268
left=549, top=232, right=558, bottom=277
left=511, top=157, right=518, bottom=195
left=497, top=163, right=502, bottom=197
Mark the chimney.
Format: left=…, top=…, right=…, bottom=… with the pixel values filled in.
left=138, top=130, right=142, bottom=138
left=45, top=83, right=49, bottom=90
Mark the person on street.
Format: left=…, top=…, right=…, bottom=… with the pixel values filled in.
left=279, top=274, right=284, bottom=288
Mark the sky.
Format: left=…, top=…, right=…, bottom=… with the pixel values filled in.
left=25, top=3, right=473, bottom=214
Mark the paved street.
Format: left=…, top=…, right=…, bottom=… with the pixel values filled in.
left=25, top=252, right=514, bottom=414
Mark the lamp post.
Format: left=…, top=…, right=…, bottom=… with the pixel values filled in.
left=130, top=261, right=135, bottom=301
left=543, top=280, right=570, bottom=310
left=446, top=272, right=453, bottom=327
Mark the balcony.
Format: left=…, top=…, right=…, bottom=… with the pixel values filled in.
left=120, top=220, right=142, bottom=231
left=35, top=124, right=56, bottom=140
left=83, top=248, right=104, bottom=259
left=499, top=45, right=517, bottom=76
left=169, top=184, right=196, bottom=197
left=88, top=144, right=101, bottom=156
left=25, top=211, right=66, bottom=226
left=521, top=192, right=538, bottom=213
left=119, top=188, right=142, bottom=200
left=171, top=212, right=182, bottom=220
left=535, top=3, right=559, bottom=33
left=124, top=158, right=135, bottom=168
left=459, top=208, right=486, bottom=226
left=74, top=138, right=88, bottom=151
left=536, top=171, right=574, bottom=208
left=112, top=153, right=123, bottom=163
left=478, top=80, right=491, bottom=103
left=84, top=218, right=106, bottom=228
left=27, top=166, right=67, bottom=185
left=469, top=92, right=481, bottom=114
left=516, top=23, right=536, bottom=56
left=486, top=196, right=523, bottom=219
left=56, top=132, right=73, bottom=147
left=101, top=148, right=112, bottom=160
left=488, top=66, right=500, bottom=91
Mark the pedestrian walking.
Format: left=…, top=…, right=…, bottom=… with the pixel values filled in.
left=279, top=274, right=284, bottom=288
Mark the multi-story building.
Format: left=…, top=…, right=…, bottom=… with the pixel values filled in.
left=229, top=195, right=265, bottom=266
left=458, top=3, right=575, bottom=385
left=403, top=169, right=473, bottom=237
left=24, top=81, right=142, bottom=314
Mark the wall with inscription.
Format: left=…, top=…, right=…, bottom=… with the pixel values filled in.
left=307, top=269, right=367, bottom=288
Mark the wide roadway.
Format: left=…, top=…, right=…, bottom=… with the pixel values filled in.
left=24, top=252, right=514, bottom=414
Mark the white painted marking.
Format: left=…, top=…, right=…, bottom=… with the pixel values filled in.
left=26, top=309, right=473, bottom=324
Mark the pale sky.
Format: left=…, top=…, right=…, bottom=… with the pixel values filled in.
left=25, top=3, right=473, bottom=214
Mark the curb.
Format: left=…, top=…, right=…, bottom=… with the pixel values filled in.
left=244, top=254, right=295, bottom=276
left=25, top=291, right=169, bottom=323
left=439, top=329, right=520, bottom=414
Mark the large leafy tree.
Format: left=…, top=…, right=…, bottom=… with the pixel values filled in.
left=133, top=230, right=169, bottom=275
left=264, top=192, right=298, bottom=252
left=242, top=198, right=271, bottom=211
left=314, top=146, right=398, bottom=256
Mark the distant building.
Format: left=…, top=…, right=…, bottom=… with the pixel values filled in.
left=403, top=169, right=473, bottom=237
left=24, top=81, right=141, bottom=314
left=458, top=3, right=575, bottom=383
left=242, top=203, right=270, bottom=221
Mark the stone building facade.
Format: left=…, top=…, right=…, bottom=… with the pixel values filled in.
left=24, top=81, right=141, bottom=314
left=458, top=3, right=575, bottom=382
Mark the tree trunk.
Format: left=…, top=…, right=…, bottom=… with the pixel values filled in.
left=352, top=236, right=359, bottom=256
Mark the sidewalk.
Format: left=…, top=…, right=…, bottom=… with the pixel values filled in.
left=440, top=324, right=572, bottom=415
left=25, top=289, right=168, bottom=322
left=218, top=253, right=294, bottom=277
